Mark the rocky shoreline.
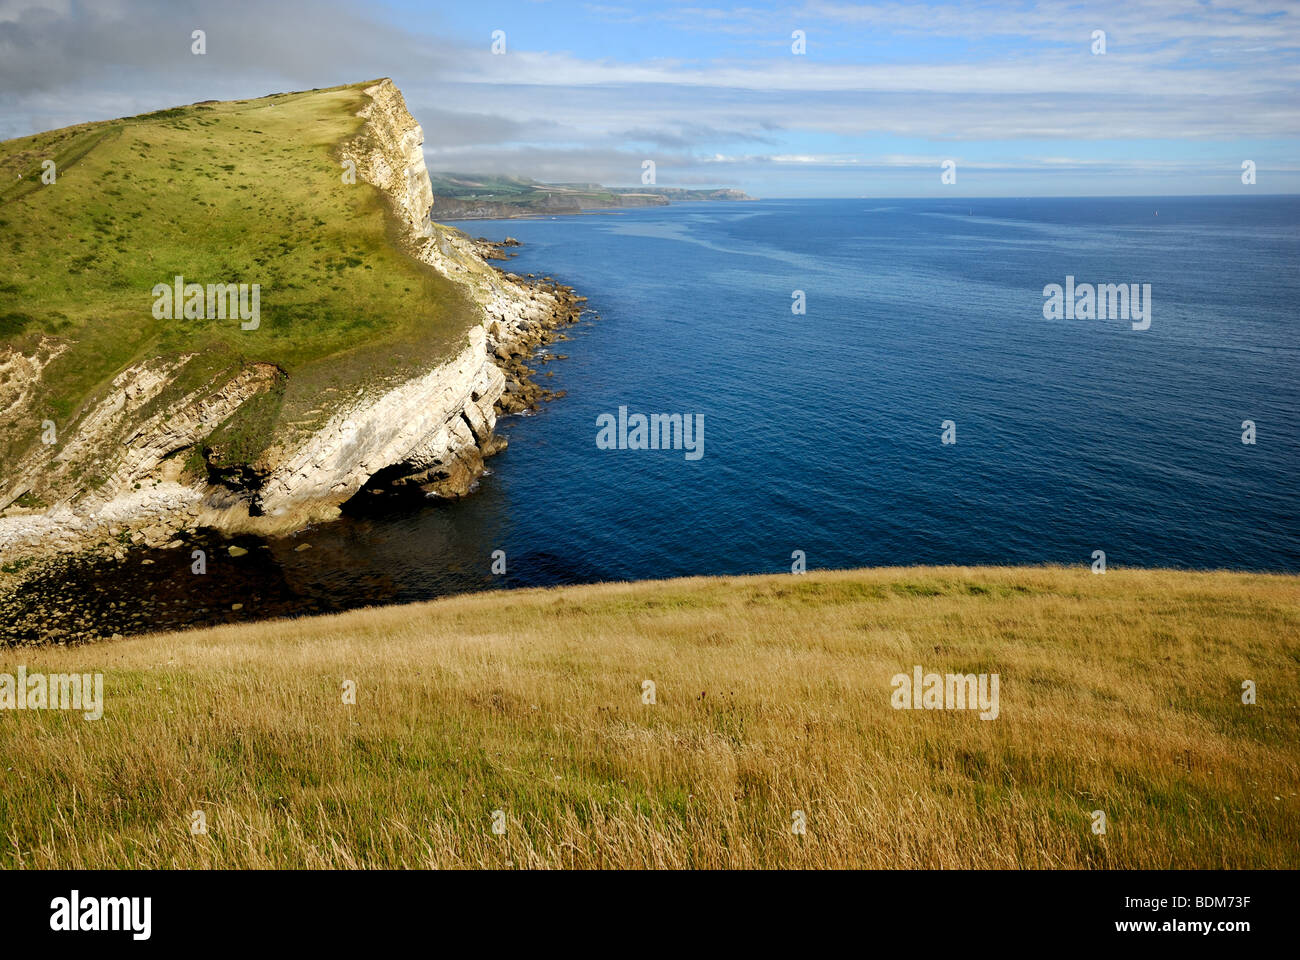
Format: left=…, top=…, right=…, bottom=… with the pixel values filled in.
left=0, top=246, right=590, bottom=645
left=0, top=79, right=604, bottom=644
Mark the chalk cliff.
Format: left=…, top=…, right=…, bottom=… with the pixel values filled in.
left=0, top=79, right=583, bottom=561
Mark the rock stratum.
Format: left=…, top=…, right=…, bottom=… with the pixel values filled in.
left=0, top=80, right=584, bottom=570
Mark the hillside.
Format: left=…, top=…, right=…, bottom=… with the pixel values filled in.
left=2, top=566, right=1295, bottom=869
left=0, top=80, right=583, bottom=561
left=1, top=82, right=470, bottom=478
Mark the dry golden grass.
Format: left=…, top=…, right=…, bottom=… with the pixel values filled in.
left=1, top=565, right=1296, bottom=869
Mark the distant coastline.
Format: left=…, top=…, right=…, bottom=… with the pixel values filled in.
left=429, top=173, right=755, bottom=219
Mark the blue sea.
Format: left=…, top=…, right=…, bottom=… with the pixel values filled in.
left=437, top=195, right=1299, bottom=582
left=38, top=196, right=1300, bottom=633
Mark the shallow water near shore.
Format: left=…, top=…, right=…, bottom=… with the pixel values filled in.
left=14, top=196, right=1300, bottom=641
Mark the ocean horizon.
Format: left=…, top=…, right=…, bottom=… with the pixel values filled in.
left=445, top=194, right=1299, bottom=576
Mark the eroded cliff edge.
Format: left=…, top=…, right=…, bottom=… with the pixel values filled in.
left=0, top=79, right=585, bottom=571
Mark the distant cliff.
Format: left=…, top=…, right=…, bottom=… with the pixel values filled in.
left=431, top=192, right=667, bottom=220
left=428, top=173, right=755, bottom=219
left=613, top=187, right=754, bottom=203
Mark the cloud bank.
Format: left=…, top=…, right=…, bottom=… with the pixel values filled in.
left=2, top=0, right=1297, bottom=196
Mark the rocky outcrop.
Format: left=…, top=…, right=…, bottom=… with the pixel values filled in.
left=338, top=80, right=435, bottom=240
left=0, top=351, right=280, bottom=515
left=0, top=338, right=68, bottom=427
left=254, top=325, right=504, bottom=518
left=0, top=78, right=587, bottom=566
left=243, top=79, right=585, bottom=527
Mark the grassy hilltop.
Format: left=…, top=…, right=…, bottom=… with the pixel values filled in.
left=2, top=565, right=1295, bottom=869
left=0, top=81, right=475, bottom=486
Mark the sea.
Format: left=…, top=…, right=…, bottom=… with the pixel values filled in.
left=14, top=196, right=1300, bottom=637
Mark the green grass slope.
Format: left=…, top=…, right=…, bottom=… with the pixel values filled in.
left=0, top=81, right=476, bottom=476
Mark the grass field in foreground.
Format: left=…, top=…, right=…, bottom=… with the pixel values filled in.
left=1, top=566, right=1296, bottom=869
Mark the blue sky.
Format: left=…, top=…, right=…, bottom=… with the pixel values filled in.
left=3, top=0, right=1299, bottom=196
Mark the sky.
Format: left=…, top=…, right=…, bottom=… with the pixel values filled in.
left=2, top=0, right=1298, bottom=197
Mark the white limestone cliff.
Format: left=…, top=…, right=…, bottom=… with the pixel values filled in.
left=0, top=79, right=581, bottom=560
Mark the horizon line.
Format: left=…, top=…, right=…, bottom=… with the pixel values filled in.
left=562, top=192, right=1300, bottom=201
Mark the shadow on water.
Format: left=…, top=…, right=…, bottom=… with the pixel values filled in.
left=7, top=465, right=615, bottom=643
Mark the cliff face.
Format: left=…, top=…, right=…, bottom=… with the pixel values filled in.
left=251, top=79, right=582, bottom=526
left=0, top=79, right=583, bottom=560
left=253, top=325, right=504, bottom=519
left=341, top=80, right=435, bottom=240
